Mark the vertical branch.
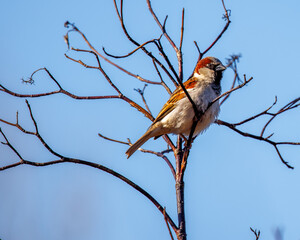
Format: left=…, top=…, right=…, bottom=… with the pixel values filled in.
left=175, top=136, right=186, bottom=240
left=178, top=8, right=185, bottom=82
left=175, top=178, right=186, bottom=240
left=179, top=8, right=185, bottom=52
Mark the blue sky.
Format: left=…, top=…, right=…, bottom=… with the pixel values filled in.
left=0, top=0, right=300, bottom=240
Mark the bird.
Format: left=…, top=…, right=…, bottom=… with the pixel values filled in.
left=126, top=56, right=226, bottom=158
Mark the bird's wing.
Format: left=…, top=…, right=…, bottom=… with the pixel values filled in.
left=152, top=77, right=198, bottom=124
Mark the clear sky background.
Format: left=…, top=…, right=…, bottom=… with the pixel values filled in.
left=0, top=0, right=300, bottom=240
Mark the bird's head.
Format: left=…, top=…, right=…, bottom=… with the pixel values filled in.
left=193, top=57, right=226, bottom=84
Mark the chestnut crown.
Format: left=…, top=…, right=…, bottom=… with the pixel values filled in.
left=194, top=57, right=226, bottom=74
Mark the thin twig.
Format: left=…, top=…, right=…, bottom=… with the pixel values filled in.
left=0, top=84, right=120, bottom=99
left=154, top=40, right=180, bottom=85
left=0, top=156, right=178, bottom=232
left=219, top=72, right=238, bottom=105
left=98, top=133, right=176, bottom=179
left=112, top=0, right=178, bottom=86
left=163, top=207, right=175, bottom=240
left=152, top=60, right=172, bottom=95
left=261, top=97, right=300, bottom=137
left=220, top=55, right=242, bottom=105
left=178, top=8, right=185, bottom=82
left=1, top=66, right=153, bottom=121
left=134, top=84, right=152, bottom=115
left=208, top=75, right=253, bottom=112
left=250, top=227, right=261, bottom=240
left=231, top=97, right=277, bottom=126
left=102, top=39, right=157, bottom=59
left=146, top=0, right=187, bottom=85
left=146, top=0, right=178, bottom=52
left=65, top=22, right=160, bottom=85
left=217, top=119, right=295, bottom=169
left=162, top=135, right=176, bottom=153
left=64, top=54, right=99, bottom=69
left=179, top=8, right=185, bottom=52
left=201, top=0, right=231, bottom=58
left=0, top=128, right=24, bottom=161
left=193, top=41, right=201, bottom=57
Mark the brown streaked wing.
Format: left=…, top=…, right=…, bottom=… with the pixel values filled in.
left=152, top=77, right=198, bottom=124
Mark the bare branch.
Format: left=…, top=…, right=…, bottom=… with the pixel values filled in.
left=224, top=95, right=300, bottom=145
left=193, top=41, right=201, bottom=57
left=231, top=97, right=277, bottom=126
left=0, top=116, right=35, bottom=135
left=220, top=54, right=242, bottom=105
left=98, top=132, right=176, bottom=179
left=250, top=227, right=261, bottom=240
left=154, top=40, right=180, bottom=85
left=98, top=133, right=129, bottom=145
left=217, top=119, right=295, bottom=169
left=25, top=100, right=64, bottom=158
left=179, top=8, right=185, bottom=52
left=146, top=0, right=178, bottom=52
left=178, top=8, right=185, bottom=81
left=67, top=48, right=124, bottom=95
left=219, top=72, right=238, bottom=105
left=64, top=22, right=160, bottom=85
left=209, top=75, right=253, bottom=111
left=276, top=141, right=300, bottom=146
left=200, top=0, right=231, bottom=59
left=152, top=60, right=172, bottom=95
left=145, top=0, right=185, bottom=84
left=0, top=128, right=24, bottom=161
left=112, top=0, right=178, bottom=86
left=0, top=104, right=178, bottom=232
left=163, top=207, right=175, bottom=240
left=103, top=39, right=157, bottom=59
left=134, top=84, right=152, bottom=115
left=0, top=155, right=178, bottom=231
left=0, top=81, right=121, bottom=99
left=261, top=97, right=300, bottom=137
left=64, top=54, right=99, bottom=69
left=1, top=66, right=153, bottom=121
left=162, top=135, right=177, bottom=153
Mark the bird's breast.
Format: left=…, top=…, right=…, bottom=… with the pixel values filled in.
left=160, top=85, right=220, bottom=136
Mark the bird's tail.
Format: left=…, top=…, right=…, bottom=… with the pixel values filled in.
left=126, top=130, right=154, bottom=158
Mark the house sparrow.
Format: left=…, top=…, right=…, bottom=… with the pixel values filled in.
left=126, top=57, right=226, bottom=158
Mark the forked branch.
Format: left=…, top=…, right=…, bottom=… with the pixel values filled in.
left=64, top=21, right=160, bottom=85
left=112, top=0, right=178, bottom=86
left=250, top=228, right=261, bottom=240
left=196, top=0, right=231, bottom=60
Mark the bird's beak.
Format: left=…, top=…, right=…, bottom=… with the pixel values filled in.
left=216, top=64, right=226, bottom=72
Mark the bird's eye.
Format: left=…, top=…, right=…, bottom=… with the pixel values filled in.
left=207, top=63, right=215, bottom=70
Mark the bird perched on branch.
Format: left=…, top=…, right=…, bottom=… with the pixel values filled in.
left=126, top=57, right=226, bottom=158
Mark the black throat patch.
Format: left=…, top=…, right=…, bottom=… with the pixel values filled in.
left=212, top=71, right=223, bottom=95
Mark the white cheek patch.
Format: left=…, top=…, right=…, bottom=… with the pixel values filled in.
left=193, top=72, right=201, bottom=78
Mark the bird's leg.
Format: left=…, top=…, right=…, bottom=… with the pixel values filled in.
left=180, top=134, right=188, bottom=145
